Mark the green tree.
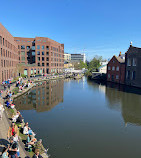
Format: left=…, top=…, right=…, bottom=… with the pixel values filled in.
left=74, top=60, right=87, bottom=70
left=88, top=56, right=102, bottom=72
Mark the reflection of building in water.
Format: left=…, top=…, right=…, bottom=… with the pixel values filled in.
left=14, top=80, right=64, bottom=112
left=105, top=83, right=141, bottom=126
left=98, top=84, right=106, bottom=94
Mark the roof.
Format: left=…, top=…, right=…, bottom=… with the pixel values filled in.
left=116, top=55, right=125, bottom=63
left=99, top=65, right=107, bottom=69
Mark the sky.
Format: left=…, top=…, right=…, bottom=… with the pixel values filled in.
left=1, top=0, right=141, bottom=60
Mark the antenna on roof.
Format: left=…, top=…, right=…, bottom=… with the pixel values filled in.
left=130, top=41, right=132, bottom=46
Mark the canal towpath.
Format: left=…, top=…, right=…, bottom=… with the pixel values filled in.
left=0, top=81, right=49, bottom=158
left=0, top=83, right=29, bottom=157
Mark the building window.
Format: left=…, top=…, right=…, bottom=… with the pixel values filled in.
left=21, top=51, right=25, bottom=56
left=46, top=57, right=49, bottom=61
left=116, top=66, right=119, bottom=71
left=126, top=70, right=130, bottom=79
left=46, top=46, right=49, bottom=50
left=38, top=63, right=40, bottom=66
left=42, top=46, right=44, bottom=50
left=37, top=45, right=40, bottom=49
left=42, top=63, right=44, bottom=66
left=42, top=57, right=44, bottom=61
left=108, top=66, right=111, bottom=70
left=3, top=38, right=4, bottom=46
left=46, top=52, right=49, bottom=56
left=116, top=75, right=119, bottom=79
left=112, top=66, right=115, bottom=71
left=42, top=51, right=44, bottom=55
left=21, top=57, right=25, bottom=61
left=127, top=58, right=131, bottom=66
left=32, top=52, right=35, bottom=56
left=37, top=51, right=40, bottom=55
left=108, top=74, right=110, bottom=78
left=26, top=46, right=30, bottom=50
left=37, top=57, right=40, bottom=61
left=21, top=45, right=25, bottom=49
left=133, top=58, right=137, bottom=66
left=34, top=69, right=36, bottom=74
left=132, top=71, right=136, bottom=80
left=46, top=63, right=49, bottom=66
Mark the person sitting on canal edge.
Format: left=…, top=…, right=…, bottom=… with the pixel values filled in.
left=34, top=139, right=47, bottom=154
left=7, top=122, right=19, bottom=139
left=32, top=149, right=43, bottom=158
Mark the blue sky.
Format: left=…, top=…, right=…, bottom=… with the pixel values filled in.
left=1, top=0, right=141, bottom=60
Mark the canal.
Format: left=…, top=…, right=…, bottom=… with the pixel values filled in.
left=14, top=77, right=141, bottom=158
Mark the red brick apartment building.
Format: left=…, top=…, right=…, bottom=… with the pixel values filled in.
left=107, top=53, right=125, bottom=84
left=14, top=37, right=64, bottom=76
left=0, top=23, right=19, bottom=83
left=0, top=23, right=64, bottom=83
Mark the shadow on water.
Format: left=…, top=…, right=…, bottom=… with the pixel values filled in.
left=87, top=78, right=141, bottom=126
left=87, top=78, right=141, bottom=95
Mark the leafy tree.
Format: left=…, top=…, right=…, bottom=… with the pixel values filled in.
left=74, top=60, right=87, bottom=70
left=88, top=56, right=102, bottom=72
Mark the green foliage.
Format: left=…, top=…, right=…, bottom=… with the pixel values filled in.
left=21, top=74, right=27, bottom=78
left=88, top=56, right=102, bottom=72
left=74, top=60, right=87, bottom=70
left=54, top=73, right=59, bottom=75
left=12, top=87, right=19, bottom=95
left=85, top=70, right=92, bottom=77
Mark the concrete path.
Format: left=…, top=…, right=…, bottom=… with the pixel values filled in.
left=0, top=85, right=29, bottom=157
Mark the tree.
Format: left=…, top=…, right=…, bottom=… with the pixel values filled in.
left=88, top=56, right=102, bottom=72
left=74, top=60, right=87, bottom=70
left=16, top=63, right=24, bottom=76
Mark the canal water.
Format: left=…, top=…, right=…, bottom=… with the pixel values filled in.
left=14, top=77, right=141, bottom=158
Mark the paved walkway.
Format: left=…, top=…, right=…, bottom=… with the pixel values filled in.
left=0, top=85, right=28, bottom=157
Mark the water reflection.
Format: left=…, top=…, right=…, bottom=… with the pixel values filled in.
left=14, top=80, right=64, bottom=112
left=87, top=79, right=141, bottom=126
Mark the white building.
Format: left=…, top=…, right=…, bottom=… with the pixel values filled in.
left=64, top=53, right=71, bottom=62
left=98, top=65, right=107, bottom=73
left=71, top=54, right=86, bottom=63
left=100, top=61, right=108, bottom=66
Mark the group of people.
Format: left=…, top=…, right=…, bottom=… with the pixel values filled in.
left=5, top=90, right=15, bottom=109
left=16, top=79, right=33, bottom=92
left=0, top=79, right=47, bottom=158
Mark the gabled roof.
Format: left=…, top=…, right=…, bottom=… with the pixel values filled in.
left=116, top=56, right=125, bottom=63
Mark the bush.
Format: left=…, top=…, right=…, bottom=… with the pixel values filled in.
left=12, top=87, right=19, bottom=95
left=21, top=74, right=27, bottom=78
left=85, top=70, right=92, bottom=77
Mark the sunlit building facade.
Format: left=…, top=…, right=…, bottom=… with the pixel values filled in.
left=0, top=23, right=19, bottom=83
left=15, top=37, right=64, bottom=76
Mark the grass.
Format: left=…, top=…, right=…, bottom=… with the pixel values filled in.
left=12, top=87, right=19, bottom=95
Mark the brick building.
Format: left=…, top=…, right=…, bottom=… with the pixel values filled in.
left=0, top=23, right=19, bottom=83
left=107, top=53, right=125, bottom=84
left=125, top=44, right=141, bottom=88
left=14, top=37, right=64, bottom=76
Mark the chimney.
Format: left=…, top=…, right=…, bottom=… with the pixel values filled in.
left=119, top=51, right=121, bottom=56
